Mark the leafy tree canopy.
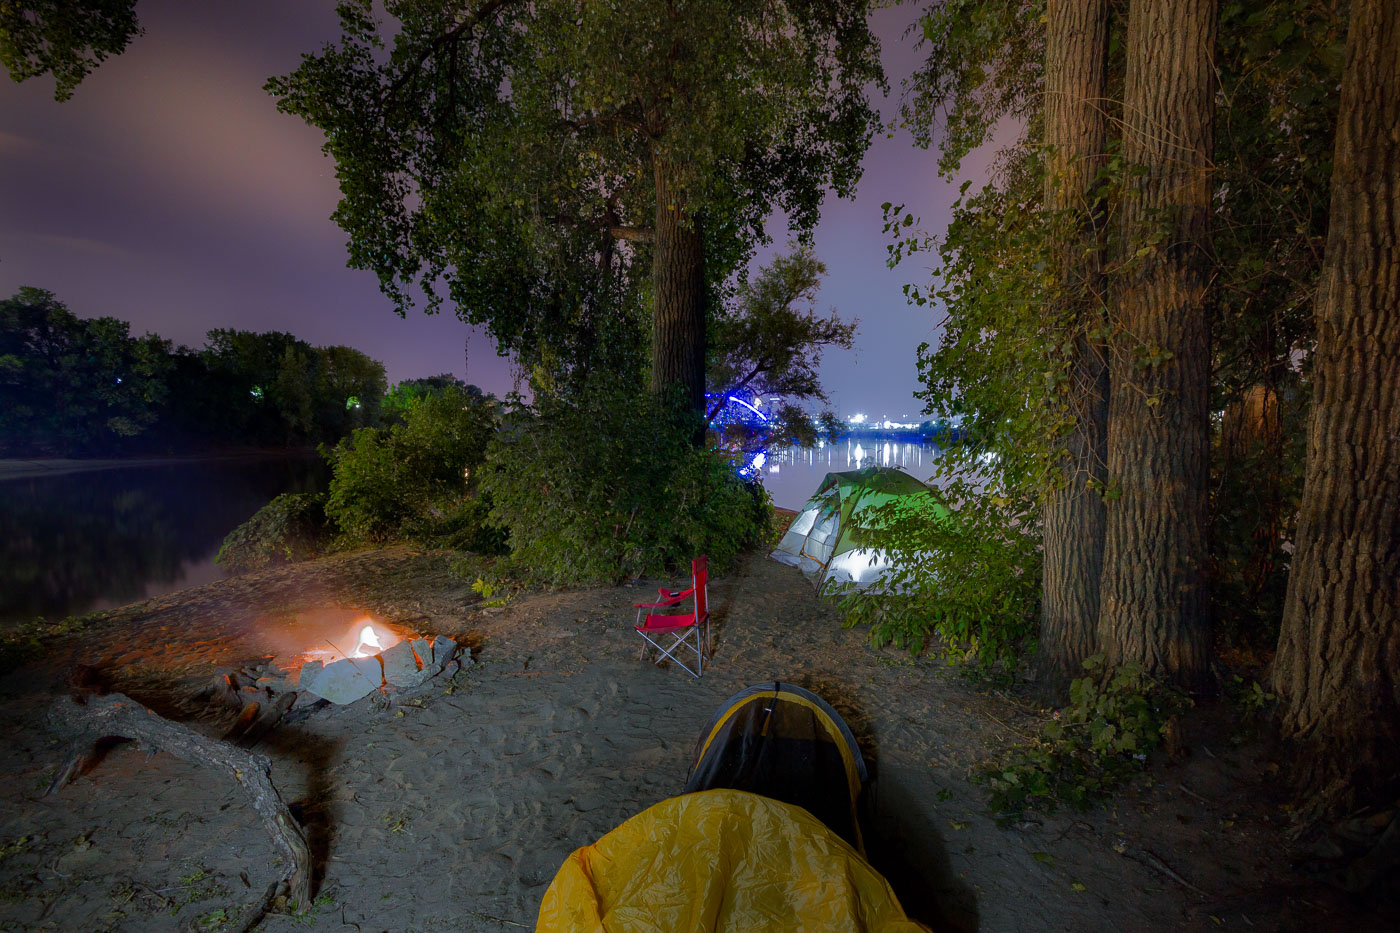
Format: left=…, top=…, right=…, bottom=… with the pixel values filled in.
left=382, top=372, right=486, bottom=422
left=0, top=0, right=141, bottom=100
left=268, top=0, right=884, bottom=387
left=707, top=245, right=855, bottom=445
left=0, top=286, right=170, bottom=455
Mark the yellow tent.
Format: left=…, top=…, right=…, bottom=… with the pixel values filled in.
left=537, top=788, right=930, bottom=932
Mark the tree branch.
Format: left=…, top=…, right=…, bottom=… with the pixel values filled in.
left=608, top=225, right=654, bottom=243
left=47, top=693, right=313, bottom=913
left=707, top=362, right=769, bottom=422
left=385, top=0, right=513, bottom=106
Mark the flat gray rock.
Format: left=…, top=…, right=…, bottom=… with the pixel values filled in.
left=298, top=655, right=383, bottom=704
left=380, top=641, right=424, bottom=687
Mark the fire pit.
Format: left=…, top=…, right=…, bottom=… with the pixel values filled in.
left=230, top=608, right=464, bottom=706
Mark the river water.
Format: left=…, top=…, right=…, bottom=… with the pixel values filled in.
left=0, top=455, right=327, bottom=629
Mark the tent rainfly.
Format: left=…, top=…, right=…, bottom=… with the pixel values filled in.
left=536, top=683, right=930, bottom=932
left=771, top=466, right=946, bottom=591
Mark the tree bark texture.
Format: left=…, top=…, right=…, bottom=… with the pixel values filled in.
left=1098, top=0, right=1216, bottom=692
left=650, top=157, right=707, bottom=418
left=1038, top=0, right=1112, bottom=693
left=1272, top=0, right=1400, bottom=815
left=47, top=693, right=313, bottom=911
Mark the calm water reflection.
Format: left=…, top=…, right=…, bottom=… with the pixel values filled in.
left=756, top=438, right=942, bottom=510
left=0, top=456, right=327, bottom=628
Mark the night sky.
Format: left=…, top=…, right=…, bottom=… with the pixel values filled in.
left=1, top=0, right=996, bottom=420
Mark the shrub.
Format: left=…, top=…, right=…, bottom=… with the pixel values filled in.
left=978, top=656, right=1190, bottom=819
left=479, top=385, right=770, bottom=585
left=834, top=478, right=1041, bottom=675
left=321, top=387, right=498, bottom=545
left=216, top=492, right=329, bottom=574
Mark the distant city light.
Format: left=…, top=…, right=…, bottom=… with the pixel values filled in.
left=849, top=413, right=866, bottom=424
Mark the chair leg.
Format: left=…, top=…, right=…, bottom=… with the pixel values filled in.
left=640, top=629, right=703, bottom=678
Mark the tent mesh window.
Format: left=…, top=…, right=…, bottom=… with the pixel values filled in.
left=684, top=682, right=868, bottom=851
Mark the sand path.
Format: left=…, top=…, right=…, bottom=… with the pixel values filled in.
left=0, top=547, right=1366, bottom=932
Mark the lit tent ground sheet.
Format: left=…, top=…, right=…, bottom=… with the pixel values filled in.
left=0, top=545, right=1387, bottom=932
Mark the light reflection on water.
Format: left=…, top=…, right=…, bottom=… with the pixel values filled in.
left=0, top=455, right=327, bottom=629
left=752, top=438, right=943, bottom=510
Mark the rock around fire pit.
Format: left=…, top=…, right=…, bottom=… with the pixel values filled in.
left=298, top=634, right=464, bottom=704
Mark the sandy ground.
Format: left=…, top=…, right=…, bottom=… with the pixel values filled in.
left=0, top=546, right=1389, bottom=932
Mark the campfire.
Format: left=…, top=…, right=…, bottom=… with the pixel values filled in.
left=293, top=613, right=413, bottom=669
left=48, top=608, right=469, bottom=931
left=354, top=624, right=386, bottom=657
left=216, top=608, right=464, bottom=707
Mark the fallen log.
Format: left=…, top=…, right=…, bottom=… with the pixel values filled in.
left=46, top=692, right=312, bottom=918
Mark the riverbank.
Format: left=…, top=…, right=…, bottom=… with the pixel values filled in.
left=0, top=546, right=1387, bottom=932
left=0, top=449, right=320, bottom=483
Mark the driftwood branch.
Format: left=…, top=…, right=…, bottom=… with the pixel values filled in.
left=47, top=693, right=312, bottom=916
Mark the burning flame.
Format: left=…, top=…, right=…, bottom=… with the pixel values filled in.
left=353, top=624, right=387, bottom=658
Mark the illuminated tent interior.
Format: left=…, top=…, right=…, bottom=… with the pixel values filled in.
left=770, top=466, right=947, bottom=591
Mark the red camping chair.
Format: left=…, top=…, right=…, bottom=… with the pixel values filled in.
left=633, top=556, right=710, bottom=678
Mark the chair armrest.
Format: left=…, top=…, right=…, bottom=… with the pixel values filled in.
left=633, top=599, right=684, bottom=609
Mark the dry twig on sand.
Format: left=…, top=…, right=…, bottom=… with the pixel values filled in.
left=46, top=692, right=312, bottom=927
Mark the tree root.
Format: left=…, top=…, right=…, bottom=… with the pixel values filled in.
left=46, top=692, right=312, bottom=922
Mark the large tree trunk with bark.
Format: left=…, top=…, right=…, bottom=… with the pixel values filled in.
left=1098, top=0, right=1216, bottom=692
left=1272, top=0, right=1400, bottom=816
left=1037, top=0, right=1112, bottom=695
left=650, top=157, right=707, bottom=419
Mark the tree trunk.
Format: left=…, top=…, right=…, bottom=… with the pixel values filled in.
left=1098, top=0, right=1216, bottom=692
left=1272, top=0, right=1400, bottom=816
left=650, top=157, right=706, bottom=419
left=1037, top=0, right=1111, bottom=694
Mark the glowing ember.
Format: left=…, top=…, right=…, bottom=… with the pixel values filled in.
left=353, top=624, right=385, bottom=658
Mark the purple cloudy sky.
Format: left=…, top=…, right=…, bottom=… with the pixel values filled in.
left=0, top=0, right=995, bottom=420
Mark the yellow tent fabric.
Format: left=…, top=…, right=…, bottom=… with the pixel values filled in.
left=536, top=789, right=930, bottom=933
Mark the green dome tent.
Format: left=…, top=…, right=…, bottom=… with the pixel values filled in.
left=771, top=466, right=947, bottom=591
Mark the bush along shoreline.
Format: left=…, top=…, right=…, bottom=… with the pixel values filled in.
left=216, top=382, right=771, bottom=587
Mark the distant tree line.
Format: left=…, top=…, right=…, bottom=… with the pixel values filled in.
left=0, top=287, right=388, bottom=456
